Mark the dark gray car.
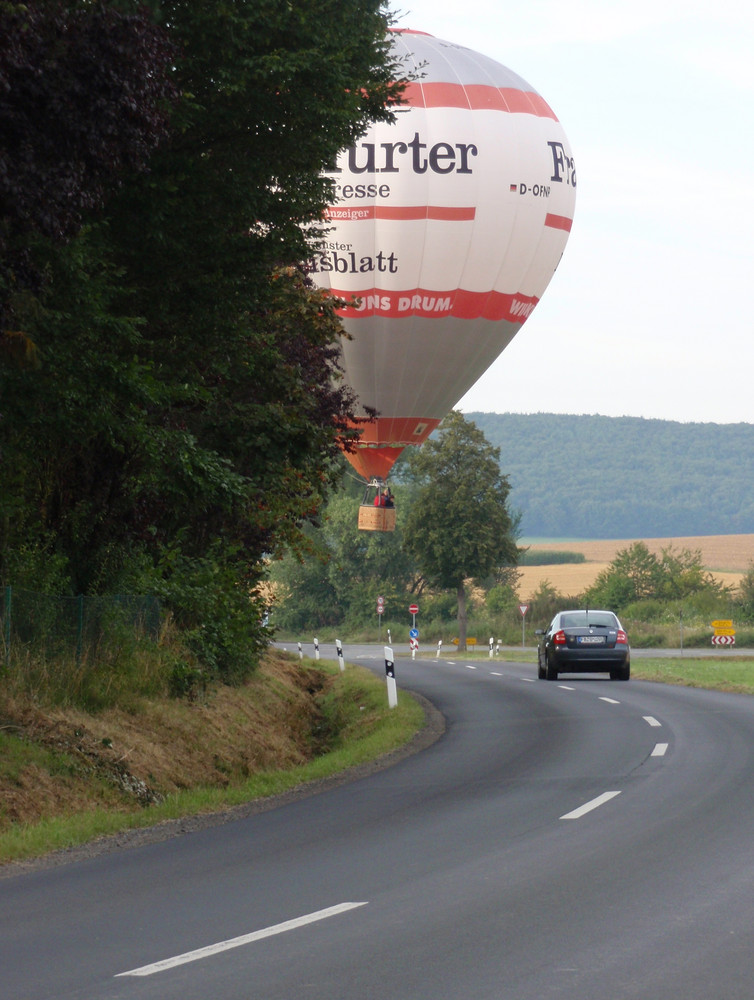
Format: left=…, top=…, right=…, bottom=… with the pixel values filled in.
left=536, top=609, right=630, bottom=681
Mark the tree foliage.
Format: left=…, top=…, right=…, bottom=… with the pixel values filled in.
left=0, top=0, right=405, bottom=683
left=0, top=1, right=177, bottom=332
left=470, top=412, right=754, bottom=539
left=401, top=411, right=518, bottom=650
left=584, top=542, right=728, bottom=612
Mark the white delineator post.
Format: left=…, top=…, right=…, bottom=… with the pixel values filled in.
left=384, top=646, right=398, bottom=709
left=436, top=639, right=443, bottom=659
left=297, top=642, right=303, bottom=661
left=313, top=637, right=320, bottom=660
left=336, top=639, right=345, bottom=672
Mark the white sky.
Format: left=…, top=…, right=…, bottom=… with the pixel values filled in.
left=390, top=1, right=754, bottom=424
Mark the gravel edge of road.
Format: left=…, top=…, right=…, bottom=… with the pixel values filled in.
left=1, top=691, right=445, bottom=879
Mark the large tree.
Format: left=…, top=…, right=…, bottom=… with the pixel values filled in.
left=0, top=1, right=407, bottom=677
left=402, top=411, right=519, bottom=651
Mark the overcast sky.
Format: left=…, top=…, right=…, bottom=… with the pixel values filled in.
left=389, top=1, right=754, bottom=425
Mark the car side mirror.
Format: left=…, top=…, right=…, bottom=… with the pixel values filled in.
left=535, top=629, right=545, bottom=636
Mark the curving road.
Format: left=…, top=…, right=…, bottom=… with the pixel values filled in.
left=3, top=644, right=754, bottom=999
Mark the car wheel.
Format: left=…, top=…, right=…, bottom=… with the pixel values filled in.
left=610, top=664, right=630, bottom=681
left=537, top=655, right=546, bottom=680
left=545, top=653, right=558, bottom=681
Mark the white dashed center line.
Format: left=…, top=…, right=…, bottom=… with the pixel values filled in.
left=560, top=791, right=622, bottom=820
left=651, top=743, right=669, bottom=757
left=116, top=902, right=368, bottom=977
left=643, top=716, right=662, bottom=727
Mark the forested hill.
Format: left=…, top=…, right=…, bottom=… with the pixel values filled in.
left=466, top=412, right=754, bottom=539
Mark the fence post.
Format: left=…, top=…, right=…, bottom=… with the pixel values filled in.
left=76, top=594, right=84, bottom=663
left=3, top=586, right=10, bottom=666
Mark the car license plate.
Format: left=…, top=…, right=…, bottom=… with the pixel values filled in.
left=577, top=635, right=605, bottom=645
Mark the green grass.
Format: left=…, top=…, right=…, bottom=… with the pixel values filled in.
left=630, top=657, right=754, bottom=694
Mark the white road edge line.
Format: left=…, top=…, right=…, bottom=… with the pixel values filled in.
left=491, top=671, right=503, bottom=676
left=560, top=791, right=622, bottom=820
left=599, top=697, right=620, bottom=704
left=558, top=685, right=575, bottom=691
left=115, top=902, right=368, bottom=978
left=643, top=716, right=662, bottom=727
left=521, top=677, right=536, bottom=683
left=652, top=743, right=669, bottom=756
left=466, top=664, right=477, bottom=670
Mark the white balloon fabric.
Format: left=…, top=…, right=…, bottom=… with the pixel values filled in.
left=309, top=30, right=576, bottom=480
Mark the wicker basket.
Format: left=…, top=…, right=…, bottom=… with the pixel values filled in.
left=358, top=505, right=397, bottom=532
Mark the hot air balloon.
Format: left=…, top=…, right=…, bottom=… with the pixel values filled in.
left=308, top=30, right=576, bottom=530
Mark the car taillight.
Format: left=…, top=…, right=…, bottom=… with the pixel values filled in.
left=553, top=630, right=566, bottom=645
left=616, top=629, right=627, bottom=644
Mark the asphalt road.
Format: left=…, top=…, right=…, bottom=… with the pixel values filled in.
left=3, top=644, right=754, bottom=999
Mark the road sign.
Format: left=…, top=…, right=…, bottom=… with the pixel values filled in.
left=713, top=628, right=736, bottom=637
left=408, top=604, right=419, bottom=615
left=377, top=605, right=384, bottom=615
left=409, top=628, right=419, bottom=639
left=711, top=619, right=732, bottom=629
left=519, top=603, right=530, bottom=617
left=712, top=634, right=735, bottom=646
left=377, top=596, right=385, bottom=606
left=409, top=636, right=419, bottom=650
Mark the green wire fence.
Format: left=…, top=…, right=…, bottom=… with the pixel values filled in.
left=1, top=586, right=160, bottom=666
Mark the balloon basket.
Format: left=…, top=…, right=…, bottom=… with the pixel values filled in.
left=358, top=505, right=396, bottom=532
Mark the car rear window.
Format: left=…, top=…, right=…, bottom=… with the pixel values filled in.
left=560, top=612, right=617, bottom=628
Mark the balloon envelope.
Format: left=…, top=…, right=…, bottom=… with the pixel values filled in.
left=310, top=30, right=576, bottom=480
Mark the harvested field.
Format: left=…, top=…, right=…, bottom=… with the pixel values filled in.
left=518, top=534, right=754, bottom=601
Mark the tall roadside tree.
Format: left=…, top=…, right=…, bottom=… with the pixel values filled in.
left=402, top=412, right=519, bottom=651
left=0, top=1, right=407, bottom=678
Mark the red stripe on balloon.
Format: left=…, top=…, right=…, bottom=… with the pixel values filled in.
left=545, top=213, right=573, bottom=232
left=379, top=205, right=476, bottom=220
left=402, top=81, right=558, bottom=119
left=325, top=205, right=476, bottom=221
left=330, top=288, right=539, bottom=322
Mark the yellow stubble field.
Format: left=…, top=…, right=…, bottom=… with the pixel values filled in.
left=518, top=534, right=754, bottom=601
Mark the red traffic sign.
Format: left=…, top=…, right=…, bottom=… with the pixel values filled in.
left=377, top=595, right=385, bottom=606
left=518, top=603, right=530, bottom=617
left=377, top=605, right=384, bottom=615
left=712, top=634, right=735, bottom=646
left=408, top=604, right=419, bottom=615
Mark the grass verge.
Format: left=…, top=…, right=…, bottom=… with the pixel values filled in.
left=0, top=658, right=425, bottom=867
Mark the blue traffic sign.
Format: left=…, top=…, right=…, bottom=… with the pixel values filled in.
left=409, top=627, right=419, bottom=639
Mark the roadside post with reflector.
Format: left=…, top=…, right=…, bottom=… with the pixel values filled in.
left=336, top=638, right=345, bottom=672
left=384, top=646, right=398, bottom=708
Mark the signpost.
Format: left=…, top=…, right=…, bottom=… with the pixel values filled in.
left=711, top=619, right=736, bottom=647
left=376, top=595, right=384, bottom=641
left=519, top=603, right=530, bottom=647
left=409, top=626, right=419, bottom=659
